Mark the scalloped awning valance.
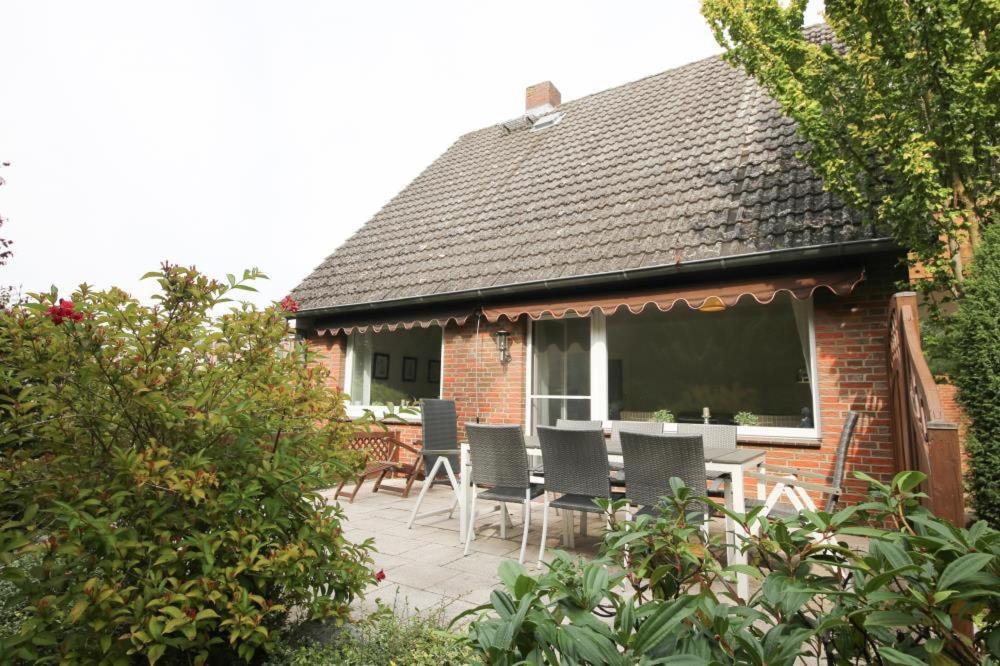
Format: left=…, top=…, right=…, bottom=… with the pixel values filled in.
left=310, top=267, right=866, bottom=335
left=480, top=267, right=866, bottom=323
left=313, top=307, right=472, bottom=336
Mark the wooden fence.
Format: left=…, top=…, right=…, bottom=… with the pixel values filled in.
left=886, top=292, right=965, bottom=525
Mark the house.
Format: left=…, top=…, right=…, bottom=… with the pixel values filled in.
left=291, top=33, right=957, bottom=506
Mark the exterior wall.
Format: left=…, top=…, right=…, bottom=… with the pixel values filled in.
left=300, top=261, right=911, bottom=503
left=441, top=317, right=528, bottom=441
left=303, top=331, right=347, bottom=391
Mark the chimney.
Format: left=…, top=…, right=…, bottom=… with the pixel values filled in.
left=525, top=81, right=561, bottom=115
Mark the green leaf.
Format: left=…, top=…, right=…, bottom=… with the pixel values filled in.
left=938, top=553, right=994, bottom=591
left=147, top=643, right=166, bottom=665
left=864, top=610, right=917, bottom=627
left=879, top=647, right=929, bottom=666
left=633, top=597, right=696, bottom=653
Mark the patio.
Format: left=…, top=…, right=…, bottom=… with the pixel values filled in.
left=327, top=482, right=743, bottom=623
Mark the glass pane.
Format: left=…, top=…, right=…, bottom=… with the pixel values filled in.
left=349, top=327, right=442, bottom=405
left=532, top=318, right=590, bottom=396
left=349, top=332, right=370, bottom=404
left=606, top=294, right=814, bottom=428
left=531, top=397, right=592, bottom=428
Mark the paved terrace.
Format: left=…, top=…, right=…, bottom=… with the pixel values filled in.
left=326, top=484, right=741, bottom=623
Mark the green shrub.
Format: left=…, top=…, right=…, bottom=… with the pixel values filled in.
left=733, top=410, right=759, bottom=426
left=0, top=266, right=372, bottom=663
left=460, top=473, right=1000, bottom=664
left=269, top=604, right=475, bottom=665
left=953, top=223, right=1000, bottom=528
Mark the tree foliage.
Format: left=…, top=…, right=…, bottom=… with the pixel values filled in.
left=700, top=0, right=999, bottom=294
left=0, top=265, right=372, bottom=663
left=460, top=474, right=1000, bottom=664
left=952, top=222, right=1000, bottom=528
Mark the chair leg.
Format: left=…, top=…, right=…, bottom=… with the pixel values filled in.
left=463, top=487, right=478, bottom=556
left=537, top=495, right=550, bottom=569
left=448, top=496, right=458, bottom=519
left=400, top=457, right=423, bottom=498
left=519, top=491, right=531, bottom=565
left=580, top=512, right=588, bottom=537
left=500, top=504, right=508, bottom=540
left=407, top=456, right=444, bottom=529
left=334, top=480, right=346, bottom=500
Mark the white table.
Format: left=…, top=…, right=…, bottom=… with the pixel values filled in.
left=458, top=440, right=766, bottom=600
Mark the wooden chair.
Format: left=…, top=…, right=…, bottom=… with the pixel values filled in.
left=334, top=432, right=421, bottom=503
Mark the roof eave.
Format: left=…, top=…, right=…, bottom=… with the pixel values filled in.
left=295, top=237, right=900, bottom=319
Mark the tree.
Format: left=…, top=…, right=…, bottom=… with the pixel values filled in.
left=0, top=265, right=372, bottom=663
left=700, top=0, right=999, bottom=295
left=952, top=222, right=1000, bottom=526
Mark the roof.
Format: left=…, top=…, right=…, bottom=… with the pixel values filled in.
left=293, top=28, right=881, bottom=315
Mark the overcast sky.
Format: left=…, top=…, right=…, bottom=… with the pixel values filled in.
left=1, top=1, right=823, bottom=306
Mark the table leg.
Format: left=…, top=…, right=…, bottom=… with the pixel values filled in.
left=729, top=464, right=749, bottom=601
left=459, top=445, right=471, bottom=543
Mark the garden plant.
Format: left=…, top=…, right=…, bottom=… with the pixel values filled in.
left=0, top=265, right=373, bottom=663
left=460, top=473, right=1000, bottom=664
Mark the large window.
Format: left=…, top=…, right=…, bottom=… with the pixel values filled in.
left=344, top=327, right=442, bottom=416
left=528, top=295, right=819, bottom=437
left=529, top=318, right=591, bottom=427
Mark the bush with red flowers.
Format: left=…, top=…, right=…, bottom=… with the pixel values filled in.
left=45, top=298, right=84, bottom=324
left=279, top=295, right=300, bottom=313
left=0, top=266, right=372, bottom=663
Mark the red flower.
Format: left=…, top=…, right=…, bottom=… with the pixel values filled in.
left=47, top=298, right=84, bottom=325
left=374, top=569, right=386, bottom=583
left=279, top=295, right=299, bottom=313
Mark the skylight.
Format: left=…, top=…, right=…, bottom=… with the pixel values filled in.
left=530, top=111, right=565, bottom=132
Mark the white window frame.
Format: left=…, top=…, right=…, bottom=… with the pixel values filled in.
left=526, top=299, right=821, bottom=441
left=342, top=328, right=443, bottom=422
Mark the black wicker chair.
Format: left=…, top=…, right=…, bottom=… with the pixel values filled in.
left=619, top=432, right=707, bottom=522
left=677, top=423, right=738, bottom=495
left=463, top=424, right=544, bottom=563
left=536, top=426, right=617, bottom=565
left=407, top=399, right=463, bottom=536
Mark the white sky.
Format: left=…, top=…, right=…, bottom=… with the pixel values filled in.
left=1, top=1, right=823, bottom=306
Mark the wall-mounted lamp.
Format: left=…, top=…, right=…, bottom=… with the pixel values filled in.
left=494, top=329, right=512, bottom=365
left=698, top=295, right=727, bottom=313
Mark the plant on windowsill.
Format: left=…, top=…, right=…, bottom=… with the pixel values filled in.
left=652, top=409, right=675, bottom=423
left=733, top=410, right=759, bottom=426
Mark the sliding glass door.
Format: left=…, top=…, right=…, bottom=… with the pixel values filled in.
left=529, top=317, right=590, bottom=428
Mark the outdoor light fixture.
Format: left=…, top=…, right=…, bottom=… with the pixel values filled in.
left=495, top=329, right=512, bottom=365
left=698, top=295, right=727, bottom=313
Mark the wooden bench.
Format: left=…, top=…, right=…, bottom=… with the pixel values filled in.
left=334, top=432, right=421, bottom=503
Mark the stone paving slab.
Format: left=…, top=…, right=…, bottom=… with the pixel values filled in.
left=328, top=483, right=748, bottom=625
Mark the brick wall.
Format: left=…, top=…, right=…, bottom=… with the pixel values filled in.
left=441, top=317, right=528, bottom=440
left=303, top=331, right=347, bottom=391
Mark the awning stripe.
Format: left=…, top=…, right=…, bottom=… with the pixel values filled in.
left=481, top=267, right=866, bottom=323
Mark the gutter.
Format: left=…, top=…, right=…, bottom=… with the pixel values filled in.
left=296, top=237, right=899, bottom=319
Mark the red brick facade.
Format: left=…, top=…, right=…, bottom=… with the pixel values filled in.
left=303, top=263, right=912, bottom=505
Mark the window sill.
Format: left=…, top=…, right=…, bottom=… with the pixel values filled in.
left=736, top=434, right=822, bottom=449
left=344, top=405, right=422, bottom=424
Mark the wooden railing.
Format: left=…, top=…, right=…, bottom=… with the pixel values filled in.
left=887, top=292, right=965, bottom=525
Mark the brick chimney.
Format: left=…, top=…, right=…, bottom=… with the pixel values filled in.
left=525, top=81, right=561, bottom=114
